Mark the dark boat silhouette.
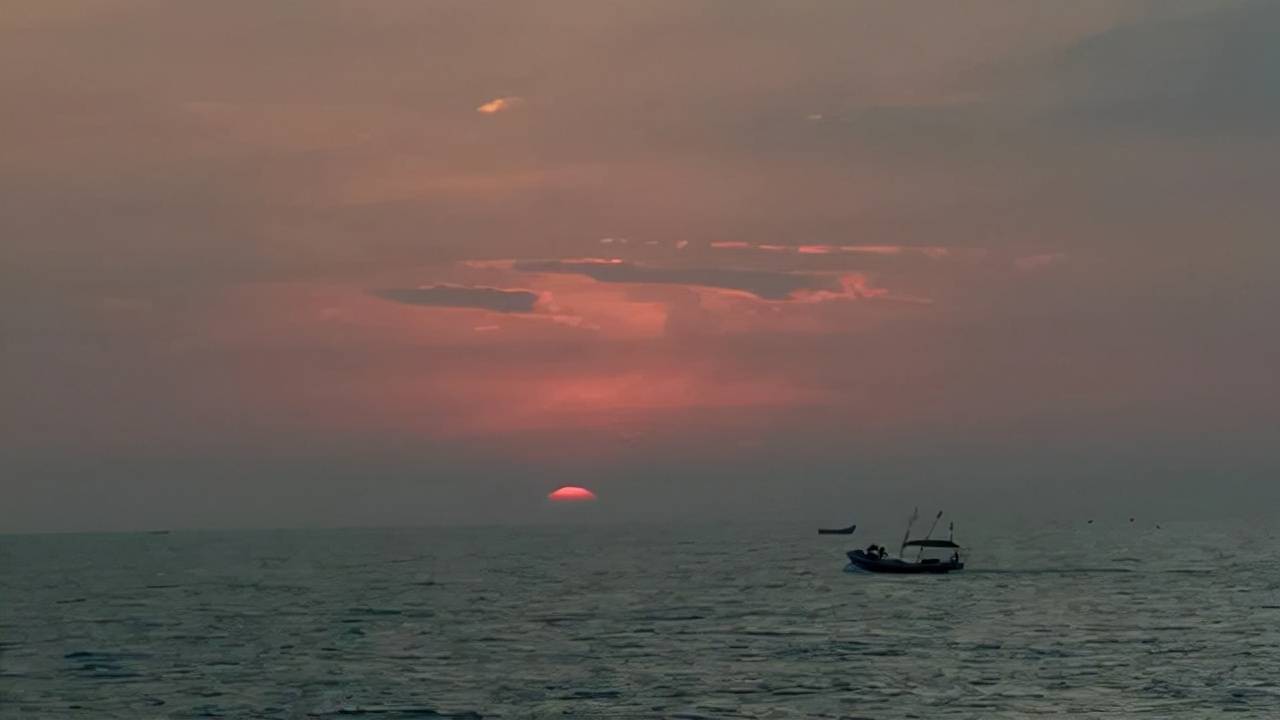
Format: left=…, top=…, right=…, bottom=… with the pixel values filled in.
left=845, top=509, right=964, bottom=574
left=847, top=540, right=963, bottom=574
left=817, top=524, right=856, bottom=535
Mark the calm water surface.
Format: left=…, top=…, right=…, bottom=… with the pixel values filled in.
left=2, top=520, right=1278, bottom=718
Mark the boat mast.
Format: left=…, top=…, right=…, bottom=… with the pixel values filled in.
left=915, top=511, right=944, bottom=562
left=949, top=522, right=958, bottom=562
left=899, top=507, right=919, bottom=557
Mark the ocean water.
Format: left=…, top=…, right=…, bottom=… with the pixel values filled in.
left=2, top=519, right=1278, bottom=719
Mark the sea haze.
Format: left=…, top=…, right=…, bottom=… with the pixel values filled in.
left=3, top=519, right=1278, bottom=718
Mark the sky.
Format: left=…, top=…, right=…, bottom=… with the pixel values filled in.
left=2, top=1, right=1278, bottom=533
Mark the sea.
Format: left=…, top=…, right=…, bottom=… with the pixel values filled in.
left=2, top=518, right=1278, bottom=719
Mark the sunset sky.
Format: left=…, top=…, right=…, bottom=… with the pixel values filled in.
left=3, top=1, right=1278, bottom=532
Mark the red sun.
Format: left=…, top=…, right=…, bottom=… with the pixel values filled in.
left=548, top=486, right=598, bottom=502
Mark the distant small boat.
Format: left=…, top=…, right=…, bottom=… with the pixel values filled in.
left=818, top=524, right=856, bottom=535
left=845, top=509, right=964, bottom=575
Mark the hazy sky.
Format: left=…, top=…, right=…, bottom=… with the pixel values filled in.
left=3, top=1, right=1278, bottom=532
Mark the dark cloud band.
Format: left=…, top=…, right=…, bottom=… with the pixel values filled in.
left=513, top=259, right=824, bottom=300
left=373, top=285, right=540, bottom=313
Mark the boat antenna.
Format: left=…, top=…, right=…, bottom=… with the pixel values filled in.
left=899, top=507, right=919, bottom=557
left=916, top=511, right=944, bottom=562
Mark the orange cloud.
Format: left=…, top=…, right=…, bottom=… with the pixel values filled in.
left=556, top=257, right=624, bottom=265
left=835, top=245, right=952, bottom=258
left=838, top=245, right=905, bottom=255
left=476, top=96, right=524, bottom=114
left=789, top=273, right=888, bottom=303
left=184, top=270, right=935, bottom=454
left=529, top=275, right=667, bottom=339
left=708, top=243, right=959, bottom=258
left=459, top=259, right=518, bottom=269
left=377, top=253, right=932, bottom=351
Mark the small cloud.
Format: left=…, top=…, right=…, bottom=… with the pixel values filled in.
left=458, top=259, right=517, bottom=269
left=599, top=237, right=629, bottom=245
left=797, top=245, right=835, bottom=255
left=839, top=245, right=904, bottom=256
left=476, top=96, right=524, bottom=114
left=806, top=113, right=825, bottom=121
left=473, top=325, right=502, bottom=332
left=792, top=274, right=932, bottom=305
left=790, top=273, right=887, bottom=303
left=515, top=259, right=815, bottom=300
left=373, top=284, right=540, bottom=313
left=557, top=257, right=624, bottom=265
left=703, top=243, right=960, bottom=258
left=675, top=240, right=689, bottom=250
left=859, top=245, right=954, bottom=260
left=643, top=240, right=660, bottom=246
left=1014, top=253, right=1067, bottom=272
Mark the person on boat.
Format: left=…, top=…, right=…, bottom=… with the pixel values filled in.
left=878, top=546, right=889, bottom=559
left=866, top=543, right=880, bottom=557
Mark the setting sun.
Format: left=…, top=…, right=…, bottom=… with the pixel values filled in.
left=548, top=486, right=598, bottom=502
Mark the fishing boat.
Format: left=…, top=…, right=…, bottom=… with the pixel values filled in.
left=845, top=509, right=964, bottom=574
left=817, top=524, right=857, bottom=535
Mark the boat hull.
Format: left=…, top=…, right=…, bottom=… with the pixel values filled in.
left=818, top=524, right=857, bottom=535
left=846, top=550, right=963, bottom=574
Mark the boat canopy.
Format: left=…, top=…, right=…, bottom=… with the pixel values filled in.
left=902, top=539, right=960, bottom=549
